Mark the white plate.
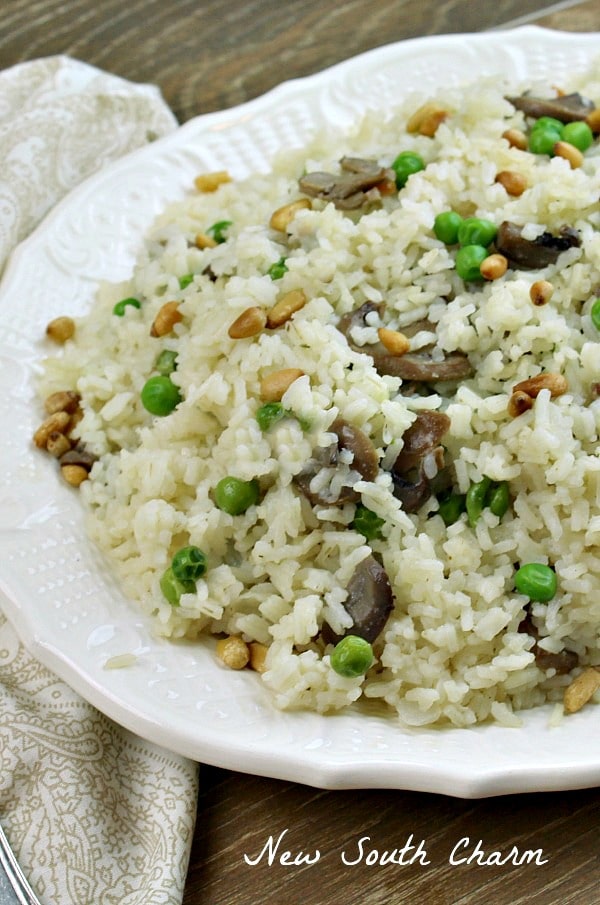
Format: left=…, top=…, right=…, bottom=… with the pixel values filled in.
left=1, top=27, right=599, bottom=798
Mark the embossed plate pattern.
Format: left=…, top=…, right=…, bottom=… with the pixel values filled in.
left=1, top=28, right=599, bottom=797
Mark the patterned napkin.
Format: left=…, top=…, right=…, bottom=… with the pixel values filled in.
left=0, top=57, right=199, bottom=904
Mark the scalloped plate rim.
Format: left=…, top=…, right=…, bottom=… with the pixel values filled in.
left=1, top=27, right=600, bottom=797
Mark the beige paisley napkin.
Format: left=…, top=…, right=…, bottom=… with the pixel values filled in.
left=0, top=57, right=199, bottom=905
left=0, top=55, right=177, bottom=273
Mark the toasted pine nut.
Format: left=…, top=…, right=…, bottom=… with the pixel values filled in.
left=61, top=464, right=89, bottom=486
left=495, top=170, right=528, bottom=196
left=529, top=280, right=554, bottom=307
left=564, top=667, right=600, bottom=714
left=406, top=101, right=448, bottom=137
left=267, top=289, right=307, bottom=328
left=68, top=407, right=84, bottom=434
left=150, top=301, right=182, bottom=337
left=249, top=641, right=269, bottom=673
left=377, top=177, right=398, bottom=196
left=377, top=327, right=410, bottom=356
left=195, top=232, right=218, bottom=249
left=33, top=411, right=71, bottom=449
left=194, top=170, right=231, bottom=192
left=585, top=108, right=600, bottom=133
left=507, top=390, right=533, bottom=418
left=480, top=253, right=508, bottom=281
left=269, top=199, right=312, bottom=232
left=228, top=306, right=267, bottom=339
left=502, top=128, right=528, bottom=150
left=46, top=316, right=75, bottom=343
left=216, top=636, right=250, bottom=670
left=44, top=390, right=81, bottom=415
left=513, top=373, right=568, bottom=399
left=46, top=431, right=72, bottom=458
left=553, top=140, right=584, bottom=169
left=260, top=368, right=305, bottom=402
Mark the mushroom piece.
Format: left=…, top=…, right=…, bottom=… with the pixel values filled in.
left=337, top=301, right=473, bottom=382
left=298, top=157, right=395, bottom=210
left=294, top=441, right=340, bottom=505
left=330, top=417, right=379, bottom=482
left=391, top=411, right=451, bottom=513
left=329, top=554, right=394, bottom=644
left=59, top=446, right=98, bottom=471
left=294, top=417, right=379, bottom=505
left=495, top=221, right=581, bottom=270
left=390, top=471, right=433, bottom=514
left=392, top=411, right=451, bottom=472
left=518, top=612, right=579, bottom=675
left=506, top=91, right=595, bottom=124
left=379, top=351, right=473, bottom=382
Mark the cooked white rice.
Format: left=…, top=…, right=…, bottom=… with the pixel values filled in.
left=40, top=67, right=600, bottom=728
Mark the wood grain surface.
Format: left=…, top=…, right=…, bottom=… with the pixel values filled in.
left=191, top=767, right=600, bottom=905
left=0, top=0, right=595, bottom=122
left=1, top=1, right=599, bottom=904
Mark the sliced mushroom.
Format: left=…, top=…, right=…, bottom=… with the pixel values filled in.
left=337, top=300, right=382, bottom=341
left=330, top=417, right=379, bottom=482
left=506, top=91, right=595, bottom=124
left=294, top=418, right=378, bottom=505
left=378, top=351, right=473, bottom=382
left=326, top=554, right=394, bottom=644
left=294, top=442, right=339, bottom=505
left=59, top=446, right=98, bottom=471
left=337, top=301, right=472, bottom=382
left=535, top=647, right=580, bottom=675
left=518, top=612, right=579, bottom=675
left=495, top=221, right=581, bottom=269
left=391, top=412, right=450, bottom=513
left=393, top=412, right=451, bottom=473
left=298, top=157, right=395, bottom=210
left=390, top=471, right=433, bottom=513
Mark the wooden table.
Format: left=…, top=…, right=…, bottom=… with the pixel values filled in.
left=2, top=1, right=599, bottom=903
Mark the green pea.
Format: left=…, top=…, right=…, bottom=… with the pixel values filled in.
left=434, top=211, right=463, bottom=245
left=154, top=349, right=178, bottom=376
left=113, top=297, right=141, bottom=316
left=352, top=504, right=385, bottom=541
left=267, top=257, right=288, bottom=280
left=488, top=481, right=510, bottom=518
left=466, top=476, right=492, bottom=527
left=590, top=298, right=600, bottom=331
left=528, top=125, right=562, bottom=156
left=438, top=491, right=466, bottom=526
left=561, top=121, right=593, bottom=152
left=160, top=567, right=196, bottom=606
left=391, top=151, right=425, bottom=189
left=514, top=563, right=557, bottom=602
left=140, top=375, right=181, bottom=416
left=172, top=545, right=207, bottom=582
left=457, top=217, right=497, bottom=248
left=207, top=219, right=232, bottom=244
left=178, top=274, right=194, bottom=290
left=214, top=476, right=260, bottom=515
left=455, top=244, right=488, bottom=281
left=256, top=402, right=288, bottom=431
left=531, top=116, right=564, bottom=134
left=330, top=635, right=374, bottom=678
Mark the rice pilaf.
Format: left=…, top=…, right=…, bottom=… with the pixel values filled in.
left=38, top=69, right=600, bottom=728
